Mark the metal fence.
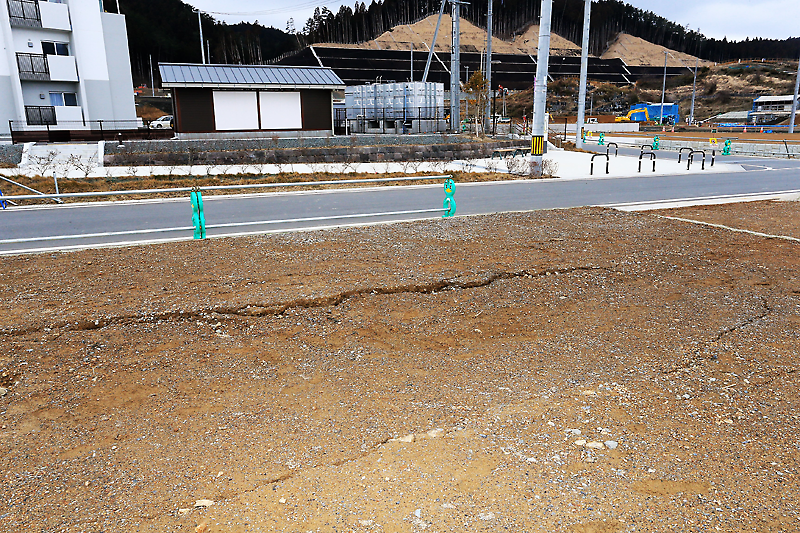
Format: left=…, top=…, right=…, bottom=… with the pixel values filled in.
left=9, top=119, right=172, bottom=143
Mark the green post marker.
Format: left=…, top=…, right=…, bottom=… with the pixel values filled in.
left=598, top=132, right=605, bottom=146
left=190, top=189, right=206, bottom=239
left=443, top=179, right=456, bottom=218
left=722, top=139, right=732, bottom=156
left=652, top=136, right=660, bottom=151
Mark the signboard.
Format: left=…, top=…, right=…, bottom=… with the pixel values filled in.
left=709, top=138, right=719, bottom=148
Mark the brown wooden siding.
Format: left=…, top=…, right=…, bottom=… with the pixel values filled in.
left=300, top=90, right=332, bottom=131
left=174, top=88, right=215, bottom=133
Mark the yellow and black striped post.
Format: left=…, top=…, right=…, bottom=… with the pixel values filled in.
left=531, top=135, right=545, bottom=157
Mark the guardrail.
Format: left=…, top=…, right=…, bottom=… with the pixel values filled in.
left=0, top=175, right=458, bottom=245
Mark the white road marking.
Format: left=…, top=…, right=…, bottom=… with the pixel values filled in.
left=656, top=215, right=800, bottom=243
left=606, top=190, right=800, bottom=211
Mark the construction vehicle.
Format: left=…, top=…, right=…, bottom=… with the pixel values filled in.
left=616, top=103, right=680, bottom=124
left=616, top=107, right=650, bottom=122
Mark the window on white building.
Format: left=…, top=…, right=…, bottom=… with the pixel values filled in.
left=42, top=41, right=69, bottom=56
left=50, top=92, right=78, bottom=106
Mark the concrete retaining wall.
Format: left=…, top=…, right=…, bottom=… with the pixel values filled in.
left=104, top=137, right=529, bottom=167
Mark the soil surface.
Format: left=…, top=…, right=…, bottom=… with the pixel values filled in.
left=1, top=202, right=799, bottom=533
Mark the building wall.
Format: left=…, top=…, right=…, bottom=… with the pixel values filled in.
left=0, top=0, right=137, bottom=135
left=100, top=12, right=136, bottom=123
left=173, top=87, right=334, bottom=135
left=0, top=1, right=24, bottom=133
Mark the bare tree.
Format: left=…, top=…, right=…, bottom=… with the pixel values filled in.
left=29, top=150, right=58, bottom=177
left=73, top=154, right=98, bottom=179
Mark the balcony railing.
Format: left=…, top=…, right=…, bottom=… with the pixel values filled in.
left=17, top=53, right=50, bottom=81
left=7, top=0, right=41, bottom=28
left=25, top=106, right=56, bottom=126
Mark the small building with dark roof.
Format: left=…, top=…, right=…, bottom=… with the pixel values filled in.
left=158, top=63, right=345, bottom=138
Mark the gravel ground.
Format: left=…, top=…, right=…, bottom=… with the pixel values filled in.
left=0, top=203, right=798, bottom=533
left=654, top=200, right=800, bottom=240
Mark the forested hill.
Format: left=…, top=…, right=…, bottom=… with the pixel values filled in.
left=305, top=0, right=799, bottom=63
left=108, top=0, right=798, bottom=87
left=104, top=0, right=299, bottom=86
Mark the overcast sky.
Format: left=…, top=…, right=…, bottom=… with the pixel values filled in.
left=183, top=0, right=800, bottom=42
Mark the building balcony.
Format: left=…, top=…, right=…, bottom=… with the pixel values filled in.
left=16, top=52, right=78, bottom=82
left=7, top=0, right=39, bottom=27
left=17, top=52, right=49, bottom=81
left=38, top=0, right=70, bottom=31
left=8, top=0, right=70, bottom=30
left=24, top=105, right=84, bottom=127
left=47, top=54, right=78, bottom=81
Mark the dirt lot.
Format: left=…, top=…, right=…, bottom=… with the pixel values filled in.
left=1, top=201, right=799, bottom=533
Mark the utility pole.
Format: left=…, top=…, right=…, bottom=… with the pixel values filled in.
left=689, top=58, right=698, bottom=125
left=484, top=0, right=493, bottom=134
left=575, top=0, right=591, bottom=147
left=410, top=46, right=413, bottom=82
left=790, top=53, right=800, bottom=134
left=532, top=0, right=553, bottom=164
left=197, top=11, right=206, bottom=65
left=450, top=1, right=466, bottom=132
left=660, top=50, right=667, bottom=124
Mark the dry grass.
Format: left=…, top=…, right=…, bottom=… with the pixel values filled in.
left=0, top=170, right=527, bottom=205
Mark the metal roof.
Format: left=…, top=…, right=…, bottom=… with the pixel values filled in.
left=158, top=63, right=345, bottom=89
left=754, top=95, right=797, bottom=103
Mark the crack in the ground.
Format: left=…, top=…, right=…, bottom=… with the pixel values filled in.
left=0, top=265, right=608, bottom=338
left=663, top=296, right=773, bottom=375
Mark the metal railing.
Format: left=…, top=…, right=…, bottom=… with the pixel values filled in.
left=16, top=52, right=49, bottom=81
left=0, top=175, right=458, bottom=246
left=24, top=106, right=56, bottom=126
left=7, top=0, right=41, bottom=27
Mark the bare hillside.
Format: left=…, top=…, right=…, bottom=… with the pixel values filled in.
left=316, top=14, right=579, bottom=56
left=602, top=33, right=709, bottom=68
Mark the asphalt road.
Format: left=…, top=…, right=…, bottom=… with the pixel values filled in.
left=1, top=154, right=799, bottom=255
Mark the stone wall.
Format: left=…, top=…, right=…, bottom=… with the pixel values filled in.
left=104, top=136, right=529, bottom=166
left=0, top=144, right=24, bottom=166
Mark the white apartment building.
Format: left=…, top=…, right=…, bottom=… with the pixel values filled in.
left=0, top=0, right=137, bottom=136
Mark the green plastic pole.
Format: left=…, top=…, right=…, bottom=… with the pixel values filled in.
left=190, top=190, right=206, bottom=239
left=443, top=179, right=456, bottom=218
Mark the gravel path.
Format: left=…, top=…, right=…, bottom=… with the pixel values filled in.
left=0, top=204, right=798, bottom=532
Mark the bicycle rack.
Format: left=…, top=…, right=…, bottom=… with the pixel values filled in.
left=677, top=147, right=693, bottom=164
left=687, top=150, right=706, bottom=171
left=639, top=152, right=656, bottom=173
left=606, top=142, right=619, bottom=157
left=590, top=153, right=609, bottom=176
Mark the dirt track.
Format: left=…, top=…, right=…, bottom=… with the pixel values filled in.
left=1, top=202, right=798, bottom=532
